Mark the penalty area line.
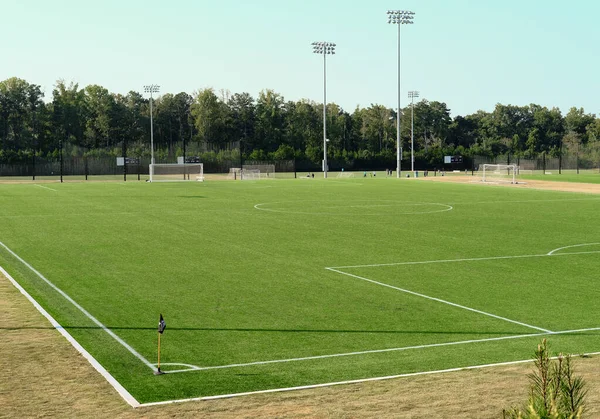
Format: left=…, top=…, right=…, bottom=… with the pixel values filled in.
left=0, top=265, right=140, bottom=408
left=326, top=267, right=551, bottom=333
left=329, top=247, right=600, bottom=269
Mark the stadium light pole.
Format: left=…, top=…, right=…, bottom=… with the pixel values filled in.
left=143, top=85, right=160, bottom=166
left=408, top=91, right=419, bottom=174
left=387, top=10, right=415, bottom=178
left=312, top=41, right=336, bottom=178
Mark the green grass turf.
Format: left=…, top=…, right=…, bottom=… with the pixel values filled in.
left=1, top=177, right=600, bottom=403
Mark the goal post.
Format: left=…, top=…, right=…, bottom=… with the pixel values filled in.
left=149, top=163, right=204, bottom=182
left=242, top=164, right=276, bottom=179
left=481, top=164, right=518, bottom=184
left=240, top=169, right=260, bottom=180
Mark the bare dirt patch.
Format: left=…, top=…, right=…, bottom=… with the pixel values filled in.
left=421, top=174, right=600, bottom=195
left=3, top=274, right=600, bottom=418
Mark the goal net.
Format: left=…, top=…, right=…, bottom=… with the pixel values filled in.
left=227, top=168, right=241, bottom=180
left=241, top=169, right=260, bottom=180
left=149, top=163, right=204, bottom=182
left=481, top=164, right=518, bottom=184
left=336, top=172, right=354, bottom=178
left=242, top=164, right=275, bottom=179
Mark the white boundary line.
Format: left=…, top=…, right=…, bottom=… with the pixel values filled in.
left=139, top=346, right=600, bottom=408
left=329, top=247, right=600, bottom=269
left=3, top=240, right=600, bottom=407
left=326, top=267, right=551, bottom=333
left=152, top=326, right=600, bottom=374
left=34, top=184, right=58, bottom=191
left=0, top=265, right=140, bottom=408
left=0, top=240, right=155, bottom=372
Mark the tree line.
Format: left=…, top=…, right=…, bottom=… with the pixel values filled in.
left=1, top=76, right=599, bottom=169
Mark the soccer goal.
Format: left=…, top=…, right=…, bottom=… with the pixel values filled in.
left=336, top=172, right=354, bottom=178
left=227, top=168, right=241, bottom=180
left=149, top=163, right=204, bottom=182
left=240, top=169, right=260, bottom=180
left=481, top=164, right=518, bottom=184
left=242, top=164, right=276, bottom=179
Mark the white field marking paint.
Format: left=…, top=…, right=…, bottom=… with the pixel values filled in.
left=145, top=325, right=600, bottom=375
left=547, top=243, right=600, bottom=255
left=254, top=201, right=453, bottom=216
left=329, top=249, right=600, bottom=270
left=160, top=330, right=548, bottom=374
left=139, top=347, right=600, bottom=407
left=34, top=184, right=58, bottom=191
left=326, top=268, right=551, bottom=333
left=0, top=240, right=155, bottom=371
left=0, top=265, right=140, bottom=407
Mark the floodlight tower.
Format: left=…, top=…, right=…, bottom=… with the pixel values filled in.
left=387, top=10, right=415, bottom=178
left=312, top=41, right=336, bottom=178
left=408, top=90, right=419, bottom=174
left=143, top=84, right=160, bottom=165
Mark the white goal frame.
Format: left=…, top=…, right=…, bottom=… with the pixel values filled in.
left=149, top=163, right=204, bottom=182
left=242, top=164, right=276, bottom=179
left=241, top=169, right=260, bottom=181
left=481, top=164, right=518, bottom=184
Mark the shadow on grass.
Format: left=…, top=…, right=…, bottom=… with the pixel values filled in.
left=1, top=325, right=560, bottom=336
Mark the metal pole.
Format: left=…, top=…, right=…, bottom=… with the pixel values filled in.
left=411, top=94, right=414, bottom=173
left=397, top=23, right=401, bottom=178
left=149, top=92, right=155, bottom=166
left=388, top=10, right=414, bottom=178
left=323, top=52, right=327, bottom=179
left=312, top=42, right=335, bottom=178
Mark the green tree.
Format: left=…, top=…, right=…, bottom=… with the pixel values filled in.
left=564, top=107, right=595, bottom=144
left=0, top=77, right=45, bottom=154
left=190, top=88, right=231, bottom=146
left=254, top=89, right=285, bottom=152
left=52, top=80, right=86, bottom=148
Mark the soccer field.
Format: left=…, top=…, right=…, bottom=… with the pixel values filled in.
left=2, top=177, right=600, bottom=406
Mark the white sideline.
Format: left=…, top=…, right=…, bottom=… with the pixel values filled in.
left=0, top=240, right=155, bottom=372
left=139, top=346, right=600, bottom=408
left=0, top=265, right=140, bottom=408
left=326, top=268, right=551, bottom=333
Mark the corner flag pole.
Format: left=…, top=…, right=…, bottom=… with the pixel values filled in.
left=157, top=332, right=162, bottom=371
left=154, top=314, right=166, bottom=375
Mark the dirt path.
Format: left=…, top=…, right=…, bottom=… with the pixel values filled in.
left=421, top=174, right=600, bottom=195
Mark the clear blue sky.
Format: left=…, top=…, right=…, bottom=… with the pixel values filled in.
left=2, top=0, right=598, bottom=116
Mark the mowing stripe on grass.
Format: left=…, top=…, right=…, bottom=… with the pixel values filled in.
left=326, top=267, right=551, bottom=333
left=0, top=240, right=155, bottom=371
left=0, top=265, right=140, bottom=407
left=138, top=344, right=600, bottom=407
